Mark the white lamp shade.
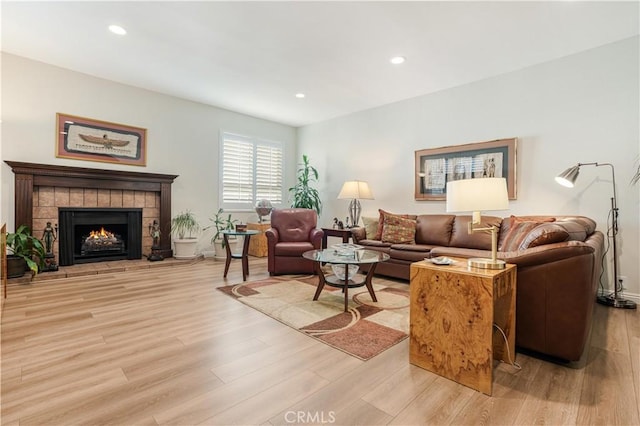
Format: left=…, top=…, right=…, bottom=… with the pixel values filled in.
left=337, top=180, right=374, bottom=200
left=446, top=178, right=509, bottom=212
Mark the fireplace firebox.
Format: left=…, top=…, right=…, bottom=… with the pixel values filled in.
left=59, top=208, right=143, bottom=266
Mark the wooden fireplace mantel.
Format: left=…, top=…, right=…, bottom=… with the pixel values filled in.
left=5, top=161, right=179, bottom=258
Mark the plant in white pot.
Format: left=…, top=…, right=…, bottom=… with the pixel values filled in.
left=171, top=210, right=201, bottom=260
left=206, top=208, right=238, bottom=260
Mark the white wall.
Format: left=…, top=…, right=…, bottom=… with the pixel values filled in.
left=298, top=37, right=640, bottom=299
left=1, top=53, right=297, bottom=253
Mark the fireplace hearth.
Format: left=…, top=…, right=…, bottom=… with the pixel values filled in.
left=59, top=208, right=143, bottom=266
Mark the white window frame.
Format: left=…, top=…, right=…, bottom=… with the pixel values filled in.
left=219, top=131, right=285, bottom=211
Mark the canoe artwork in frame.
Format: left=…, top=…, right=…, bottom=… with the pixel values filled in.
left=56, top=113, right=147, bottom=166
left=415, top=138, right=517, bottom=201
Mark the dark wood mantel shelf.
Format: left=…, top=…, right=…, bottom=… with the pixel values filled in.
left=5, top=161, right=179, bottom=258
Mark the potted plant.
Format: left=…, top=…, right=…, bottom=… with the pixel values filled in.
left=6, top=224, right=45, bottom=278
left=206, top=208, right=238, bottom=260
left=170, top=210, right=201, bottom=259
left=289, top=154, right=322, bottom=215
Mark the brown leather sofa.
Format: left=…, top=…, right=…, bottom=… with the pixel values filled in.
left=266, top=208, right=323, bottom=275
left=351, top=214, right=604, bottom=362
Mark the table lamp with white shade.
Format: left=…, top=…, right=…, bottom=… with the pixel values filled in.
left=446, top=177, right=509, bottom=269
left=337, top=180, right=374, bottom=227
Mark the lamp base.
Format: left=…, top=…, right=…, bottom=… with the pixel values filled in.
left=467, top=258, right=506, bottom=270
left=596, top=294, right=637, bottom=309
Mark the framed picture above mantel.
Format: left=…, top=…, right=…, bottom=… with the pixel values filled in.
left=56, top=113, right=147, bottom=166
left=415, top=138, right=517, bottom=201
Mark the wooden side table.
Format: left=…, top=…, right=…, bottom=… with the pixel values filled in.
left=247, top=222, right=270, bottom=257
left=321, top=227, right=354, bottom=249
left=409, top=259, right=516, bottom=395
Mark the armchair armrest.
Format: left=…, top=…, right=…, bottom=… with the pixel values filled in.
left=309, top=228, right=324, bottom=249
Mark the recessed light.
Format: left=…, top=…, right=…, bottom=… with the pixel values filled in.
left=390, top=56, right=406, bottom=65
left=108, top=25, right=127, bottom=35
left=295, top=93, right=305, bottom=99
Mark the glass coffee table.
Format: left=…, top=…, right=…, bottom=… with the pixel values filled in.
left=302, top=248, right=390, bottom=312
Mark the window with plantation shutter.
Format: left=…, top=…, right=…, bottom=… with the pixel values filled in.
left=219, top=132, right=284, bottom=210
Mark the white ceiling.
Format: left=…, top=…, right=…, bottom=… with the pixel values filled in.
left=2, top=1, right=638, bottom=127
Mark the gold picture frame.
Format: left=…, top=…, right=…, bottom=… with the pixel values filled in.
left=415, top=138, right=517, bottom=201
left=56, top=113, right=147, bottom=166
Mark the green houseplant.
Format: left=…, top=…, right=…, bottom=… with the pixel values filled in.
left=205, top=208, right=238, bottom=259
left=289, top=154, right=322, bottom=215
left=170, top=210, right=201, bottom=259
left=6, top=224, right=45, bottom=278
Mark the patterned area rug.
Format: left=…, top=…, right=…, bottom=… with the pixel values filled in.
left=218, top=275, right=409, bottom=360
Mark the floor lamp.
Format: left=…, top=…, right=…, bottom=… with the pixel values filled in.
left=555, top=162, right=636, bottom=309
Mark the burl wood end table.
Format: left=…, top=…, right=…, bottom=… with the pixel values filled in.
left=409, top=258, right=516, bottom=395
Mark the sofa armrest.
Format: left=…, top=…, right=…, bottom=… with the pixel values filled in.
left=351, top=227, right=366, bottom=243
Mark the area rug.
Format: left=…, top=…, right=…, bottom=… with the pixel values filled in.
left=218, top=276, right=409, bottom=360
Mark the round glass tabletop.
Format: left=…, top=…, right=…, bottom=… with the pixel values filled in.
left=302, top=248, right=389, bottom=265
left=220, top=230, right=260, bottom=236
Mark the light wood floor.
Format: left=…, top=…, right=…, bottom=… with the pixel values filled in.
left=1, top=258, right=639, bottom=425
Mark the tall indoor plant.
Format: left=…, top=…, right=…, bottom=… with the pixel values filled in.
left=289, top=154, right=322, bottom=215
left=170, top=210, right=201, bottom=259
left=6, top=224, right=45, bottom=278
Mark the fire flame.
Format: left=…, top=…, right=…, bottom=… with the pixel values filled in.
left=88, top=227, right=114, bottom=239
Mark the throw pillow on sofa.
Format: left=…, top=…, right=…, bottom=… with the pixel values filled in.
left=520, top=223, right=570, bottom=249
left=381, top=215, right=416, bottom=244
left=361, top=216, right=379, bottom=240
left=501, top=216, right=567, bottom=251
left=375, top=209, right=418, bottom=240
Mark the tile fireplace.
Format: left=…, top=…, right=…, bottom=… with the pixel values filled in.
left=5, top=161, right=178, bottom=261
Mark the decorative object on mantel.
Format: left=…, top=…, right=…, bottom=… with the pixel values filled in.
left=556, top=162, right=636, bottom=309
left=147, top=220, right=164, bottom=261
left=415, top=138, right=517, bottom=201
left=40, top=221, right=59, bottom=271
left=56, top=113, right=147, bottom=166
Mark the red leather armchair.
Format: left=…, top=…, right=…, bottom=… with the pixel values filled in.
left=266, top=208, right=324, bottom=275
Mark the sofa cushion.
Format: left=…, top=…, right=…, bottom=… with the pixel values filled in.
left=555, top=219, right=589, bottom=241
left=415, top=215, right=455, bottom=246
left=519, top=223, right=570, bottom=249
left=362, top=216, right=379, bottom=240
left=375, top=209, right=418, bottom=240
left=390, top=247, right=431, bottom=262
left=381, top=215, right=416, bottom=244
left=449, top=215, right=503, bottom=250
left=500, top=216, right=561, bottom=251
left=498, top=215, right=556, bottom=248
left=358, top=239, right=392, bottom=248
